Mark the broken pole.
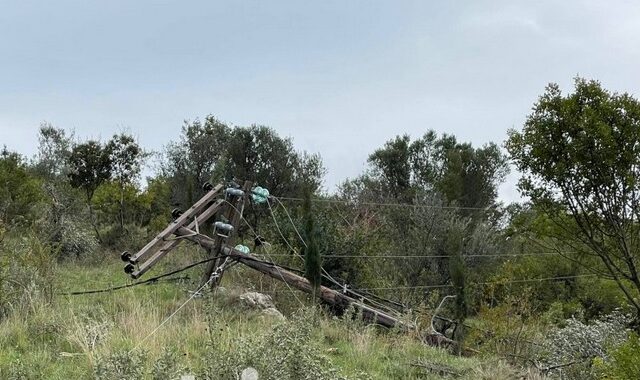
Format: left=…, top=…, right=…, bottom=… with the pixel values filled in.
left=174, top=226, right=411, bottom=330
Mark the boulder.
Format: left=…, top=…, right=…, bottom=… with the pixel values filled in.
left=241, top=367, right=259, bottom=380
left=238, top=291, right=276, bottom=310
left=261, top=307, right=286, bottom=321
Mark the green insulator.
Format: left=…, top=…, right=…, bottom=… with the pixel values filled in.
left=251, top=186, right=270, bottom=204
left=234, top=244, right=250, bottom=254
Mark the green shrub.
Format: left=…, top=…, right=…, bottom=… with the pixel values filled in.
left=0, top=233, right=57, bottom=320
left=0, top=150, right=43, bottom=226
left=94, top=349, right=146, bottom=380
left=199, top=308, right=349, bottom=380
left=594, top=333, right=640, bottom=379
left=151, top=349, right=186, bottom=380
left=540, top=311, right=631, bottom=380
left=541, top=301, right=585, bottom=327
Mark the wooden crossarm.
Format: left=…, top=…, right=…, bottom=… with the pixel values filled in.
left=129, top=199, right=225, bottom=279
left=127, top=184, right=223, bottom=265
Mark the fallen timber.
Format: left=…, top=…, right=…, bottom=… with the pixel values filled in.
left=174, top=225, right=408, bottom=330
left=121, top=180, right=459, bottom=348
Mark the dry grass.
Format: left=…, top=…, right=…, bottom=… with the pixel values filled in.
left=0, top=250, right=535, bottom=379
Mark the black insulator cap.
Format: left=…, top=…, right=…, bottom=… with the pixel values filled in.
left=120, top=251, right=131, bottom=262
left=254, top=235, right=266, bottom=247
left=171, top=208, right=183, bottom=220
left=124, top=263, right=135, bottom=274
left=202, top=182, right=214, bottom=192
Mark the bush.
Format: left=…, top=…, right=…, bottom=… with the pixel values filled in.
left=594, top=333, right=640, bottom=379
left=199, top=308, right=349, bottom=380
left=94, top=350, right=146, bottom=380
left=150, top=349, right=187, bottom=380
left=37, top=183, right=98, bottom=257
left=0, top=150, right=43, bottom=226
left=539, top=310, right=631, bottom=379
left=541, top=301, right=585, bottom=327
left=466, top=293, right=542, bottom=361
left=0, top=232, right=57, bottom=320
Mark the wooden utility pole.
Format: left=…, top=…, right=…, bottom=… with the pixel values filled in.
left=122, top=180, right=417, bottom=332
left=199, top=180, right=252, bottom=288
left=171, top=226, right=410, bottom=329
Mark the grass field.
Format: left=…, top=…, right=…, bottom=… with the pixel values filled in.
left=0, top=246, right=535, bottom=379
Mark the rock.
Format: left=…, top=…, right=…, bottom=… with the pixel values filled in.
left=261, top=307, right=286, bottom=321
left=241, top=367, right=259, bottom=380
left=238, top=291, right=275, bottom=310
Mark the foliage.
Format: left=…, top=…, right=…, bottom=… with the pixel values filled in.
left=94, top=349, right=146, bottom=380
left=163, top=116, right=325, bottom=207
left=540, top=310, right=631, bottom=379
left=447, top=221, right=468, bottom=352
left=507, top=77, right=640, bottom=319
left=37, top=182, right=97, bottom=257
left=302, top=190, right=322, bottom=294
left=594, top=333, right=640, bottom=380
left=164, top=115, right=231, bottom=205
left=33, top=123, right=74, bottom=179
left=200, top=308, right=349, bottom=380
left=0, top=232, right=57, bottom=320
left=0, top=149, right=43, bottom=226
left=150, top=349, right=187, bottom=380
left=68, top=140, right=112, bottom=202
left=367, top=131, right=509, bottom=216
left=106, top=133, right=146, bottom=229
left=466, top=292, right=542, bottom=361
left=224, top=125, right=325, bottom=197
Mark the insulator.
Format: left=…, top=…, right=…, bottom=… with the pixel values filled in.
left=225, top=188, right=244, bottom=197
left=214, top=222, right=234, bottom=232
left=124, top=263, right=135, bottom=274
left=254, top=235, right=266, bottom=247
left=171, top=208, right=183, bottom=220
left=202, top=182, right=214, bottom=192
left=120, top=251, right=131, bottom=262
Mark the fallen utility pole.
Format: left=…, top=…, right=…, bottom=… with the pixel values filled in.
left=174, top=225, right=407, bottom=329
left=121, top=180, right=432, bottom=334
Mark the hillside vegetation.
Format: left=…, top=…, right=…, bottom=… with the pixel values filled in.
left=2, top=78, right=640, bottom=379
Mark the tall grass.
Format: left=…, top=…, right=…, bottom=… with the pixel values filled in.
left=0, top=240, right=529, bottom=379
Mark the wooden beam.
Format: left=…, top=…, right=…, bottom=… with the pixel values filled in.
left=199, top=181, right=252, bottom=287
left=130, top=199, right=225, bottom=279
left=128, top=184, right=223, bottom=264
left=174, top=227, right=411, bottom=330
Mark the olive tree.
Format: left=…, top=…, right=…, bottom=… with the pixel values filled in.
left=507, top=78, right=640, bottom=321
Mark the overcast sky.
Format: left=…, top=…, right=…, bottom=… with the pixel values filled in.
left=1, top=1, right=639, bottom=202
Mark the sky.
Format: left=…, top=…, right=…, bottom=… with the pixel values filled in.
left=1, top=0, right=639, bottom=202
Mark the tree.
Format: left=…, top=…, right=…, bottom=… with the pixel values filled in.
left=33, top=123, right=73, bottom=179
left=446, top=219, right=469, bottom=354
left=163, top=116, right=325, bottom=206
left=223, top=125, right=325, bottom=197
left=0, top=148, right=42, bottom=225
left=106, top=133, right=146, bottom=229
left=302, top=189, right=322, bottom=296
left=164, top=116, right=231, bottom=206
left=506, top=78, right=640, bottom=322
left=68, top=140, right=111, bottom=239
left=367, top=131, right=509, bottom=217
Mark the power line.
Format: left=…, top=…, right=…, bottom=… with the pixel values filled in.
left=276, top=196, right=494, bottom=211
left=58, top=253, right=299, bottom=296
left=268, top=196, right=403, bottom=316
left=224, top=199, right=306, bottom=307
left=355, top=274, right=598, bottom=292
left=250, top=252, right=566, bottom=259
left=57, top=257, right=220, bottom=296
